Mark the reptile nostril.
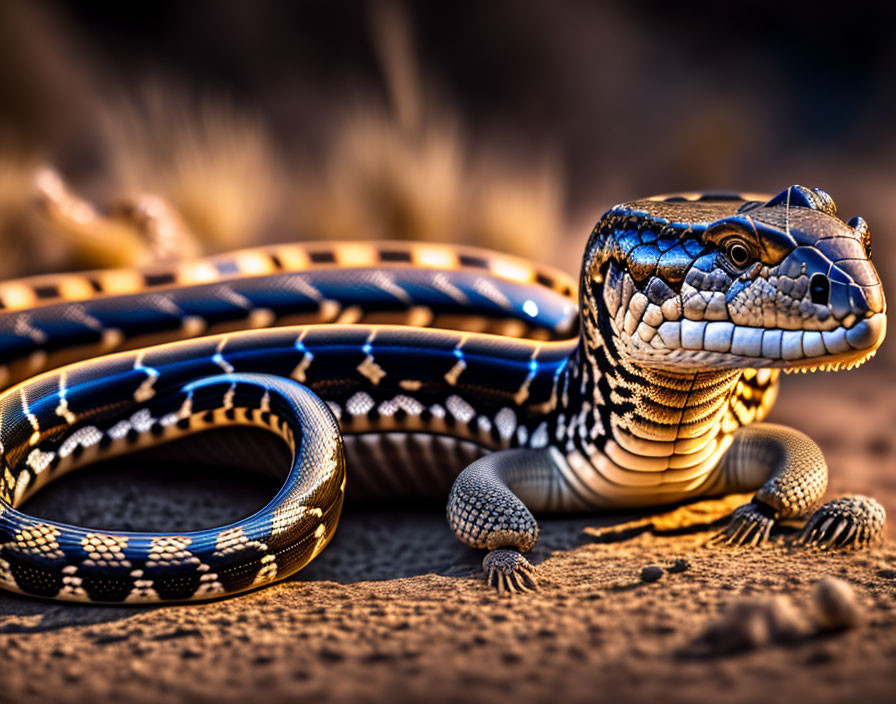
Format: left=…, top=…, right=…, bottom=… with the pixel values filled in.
left=809, top=273, right=829, bottom=305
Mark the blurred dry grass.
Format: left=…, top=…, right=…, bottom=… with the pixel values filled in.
left=0, top=0, right=566, bottom=274
left=102, top=86, right=284, bottom=252
left=292, top=1, right=564, bottom=258
left=0, top=153, right=77, bottom=279
left=0, top=153, right=45, bottom=278
left=293, top=98, right=563, bottom=259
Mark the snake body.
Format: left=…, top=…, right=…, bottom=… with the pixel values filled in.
left=0, top=185, right=887, bottom=602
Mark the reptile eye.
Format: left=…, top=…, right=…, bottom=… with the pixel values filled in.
left=724, top=240, right=752, bottom=269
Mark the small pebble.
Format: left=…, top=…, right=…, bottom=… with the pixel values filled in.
left=50, top=645, right=74, bottom=658
left=129, top=659, right=149, bottom=676
left=711, top=604, right=768, bottom=652
left=813, top=576, right=863, bottom=630
left=641, top=566, right=664, bottom=583
left=668, top=559, right=690, bottom=574
left=764, top=595, right=808, bottom=642
left=690, top=595, right=809, bottom=655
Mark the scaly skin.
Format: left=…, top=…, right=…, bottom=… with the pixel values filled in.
left=0, top=184, right=887, bottom=602
left=450, top=186, right=887, bottom=591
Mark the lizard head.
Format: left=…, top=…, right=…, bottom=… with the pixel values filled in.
left=582, top=186, right=886, bottom=373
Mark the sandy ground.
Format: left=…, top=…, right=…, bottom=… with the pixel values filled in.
left=2, top=364, right=896, bottom=704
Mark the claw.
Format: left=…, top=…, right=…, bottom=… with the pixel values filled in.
left=483, top=549, right=538, bottom=595
left=708, top=501, right=775, bottom=548
left=514, top=577, right=534, bottom=594
left=795, top=495, right=886, bottom=551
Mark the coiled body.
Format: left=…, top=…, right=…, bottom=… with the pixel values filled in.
left=0, top=186, right=887, bottom=602
left=0, top=241, right=578, bottom=601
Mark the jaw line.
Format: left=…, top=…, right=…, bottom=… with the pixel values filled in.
left=781, top=348, right=878, bottom=373
left=624, top=312, right=886, bottom=374
left=781, top=311, right=886, bottom=373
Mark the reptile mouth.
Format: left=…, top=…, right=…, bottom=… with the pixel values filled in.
left=644, top=312, right=887, bottom=372
left=781, top=312, right=886, bottom=373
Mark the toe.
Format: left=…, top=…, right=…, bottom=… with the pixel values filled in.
left=708, top=501, right=775, bottom=548
left=482, top=549, right=538, bottom=595
left=795, top=495, right=886, bottom=550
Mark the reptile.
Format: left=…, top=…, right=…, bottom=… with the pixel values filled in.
left=0, top=185, right=886, bottom=603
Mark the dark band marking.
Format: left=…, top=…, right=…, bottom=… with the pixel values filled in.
left=379, top=251, right=412, bottom=263
left=459, top=255, right=490, bottom=269
left=144, top=273, right=177, bottom=287
left=34, top=285, right=61, bottom=300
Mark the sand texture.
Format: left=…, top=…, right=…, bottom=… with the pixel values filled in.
left=2, top=366, right=896, bottom=704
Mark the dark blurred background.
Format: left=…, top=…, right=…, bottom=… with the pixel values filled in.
left=3, top=10, right=896, bottom=702
left=0, top=0, right=894, bottom=356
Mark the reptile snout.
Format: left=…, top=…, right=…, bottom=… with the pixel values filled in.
left=827, top=273, right=883, bottom=323
left=782, top=241, right=885, bottom=325
left=842, top=312, right=886, bottom=352
left=830, top=261, right=884, bottom=322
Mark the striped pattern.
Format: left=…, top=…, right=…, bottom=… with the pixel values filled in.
left=0, top=241, right=576, bottom=312
left=0, top=185, right=887, bottom=602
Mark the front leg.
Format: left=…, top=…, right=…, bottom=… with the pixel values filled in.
left=707, top=422, right=885, bottom=548
left=447, top=448, right=561, bottom=594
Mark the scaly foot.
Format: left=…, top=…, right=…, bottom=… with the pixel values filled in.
left=793, top=495, right=886, bottom=550
left=708, top=500, right=776, bottom=547
left=483, top=549, right=538, bottom=595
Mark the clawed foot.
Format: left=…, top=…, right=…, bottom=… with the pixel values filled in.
left=483, top=549, right=538, bottom=595
left=708, top=501, right=775, bottom=547
left=793, top=495, right=886, bottom=550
